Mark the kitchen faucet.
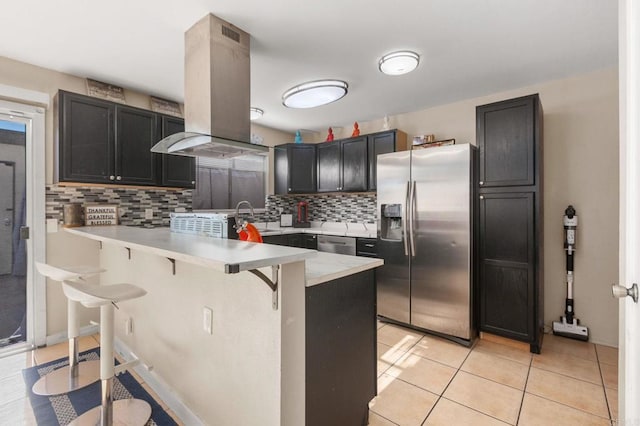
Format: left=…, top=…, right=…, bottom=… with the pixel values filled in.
left=235, top=200, right=255, bottom=225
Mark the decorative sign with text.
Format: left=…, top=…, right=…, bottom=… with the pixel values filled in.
left=85, top=205, right=118, bottom=226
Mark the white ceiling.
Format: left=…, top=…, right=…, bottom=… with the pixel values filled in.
left=0, top=0, right=617, bottom=133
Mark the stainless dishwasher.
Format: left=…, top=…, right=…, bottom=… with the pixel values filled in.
left=317, top=235, right=356, bottom=255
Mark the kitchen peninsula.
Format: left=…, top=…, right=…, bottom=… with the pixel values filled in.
left=63, top=226, right=382, bottom=426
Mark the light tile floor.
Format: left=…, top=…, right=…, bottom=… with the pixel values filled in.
left=0, top=334, right=183, bottom=425
left=0, top=327, right=620, bottom=426
left=370, top=322, right=618, bottom=426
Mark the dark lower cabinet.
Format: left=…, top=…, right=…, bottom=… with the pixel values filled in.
left=262, top=233, right=318, bottom=249
left=160, top=116, right=195, bottom=188
left=58, top=91, right=115, bottom=183
left=306, top=270, right=376, bottom=426
left=476, top=94, right=543, bottom=353
left=479, top=192, right=537, bottom=343
left=303, top=234, right=318, bottom=250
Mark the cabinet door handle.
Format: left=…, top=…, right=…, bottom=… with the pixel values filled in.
left=480, top=195, right=484, bottom=200
left=364, top=244, right=374, bottom=247
left=116, top=176, right=122, bottom=181
left=191, top=181, right=195, bottom=185
left=479, top=181, right=484, bottom=186
left=109, top=175, right=115, bottom=181
left=288, top=187, right=292, bottom=191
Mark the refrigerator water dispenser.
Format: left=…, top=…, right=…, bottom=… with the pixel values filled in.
left=380, top=204, right=403, bottom=241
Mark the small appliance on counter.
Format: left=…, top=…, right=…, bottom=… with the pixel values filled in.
left=294, top=201, right=310, bottom=228
left=170, top=212, right=238, bottom=239
left=280, top=214, right=293, bottom=227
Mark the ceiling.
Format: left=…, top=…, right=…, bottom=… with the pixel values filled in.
left=0, top=1, right=617, bottom=133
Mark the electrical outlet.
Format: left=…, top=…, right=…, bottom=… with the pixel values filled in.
left=144, top=208, right=153, bottom=219
left=203, top=307, right=213, bottom=334
left=125, top=317, right=133, bottom=335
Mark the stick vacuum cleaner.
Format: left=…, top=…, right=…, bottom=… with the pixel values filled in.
left=552, top=205, right=589, bottom=341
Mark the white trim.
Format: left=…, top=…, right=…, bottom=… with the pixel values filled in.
left=0, top=84, right=49, bottom=107
left=114, top=338, right=203, bottom=426
left=44, top=324, right=99, bottom=347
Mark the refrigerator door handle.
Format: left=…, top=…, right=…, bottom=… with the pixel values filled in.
left=403, top=181, right=410, bottom=256
left=409, top=180, right=417, bottom=257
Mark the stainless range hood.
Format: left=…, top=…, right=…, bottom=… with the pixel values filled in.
left=151, top=14, right=268, bottom=159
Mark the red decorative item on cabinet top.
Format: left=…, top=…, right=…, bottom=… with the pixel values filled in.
left=326, top=127, right=334, bottom=141
left=351, top=122, right=360, bottom=137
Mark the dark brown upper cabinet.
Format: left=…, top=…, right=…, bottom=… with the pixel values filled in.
left=477, top=95, right=540, bottom=188
left=316, top=141, right=342, bottom=192
left=317, top=137, right=368, bottom=192
left=160, top=115, right=195, bottom=188
left=57, top=90, right=194, bottom=188
left=367, top=130, right=407, bottom=190
left=273, top=129, right=406, bottom=195
left=274, top=144, right=317, bottom=194
left=115, top=105, right=159, bottom=185
left=58, top=91, right=116, bottom=184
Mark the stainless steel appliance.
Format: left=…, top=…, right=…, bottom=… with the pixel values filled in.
left=170, top=212, right=238, bottom=239
left=377, top=144, right=476, bottom=343
left=317, top=235, right=356, bottom=255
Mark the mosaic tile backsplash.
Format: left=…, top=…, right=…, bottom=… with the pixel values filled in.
left=46, top=185, right=376, bottom=226
left=46, top=185, right=192, bottom=227
left=262, top=193, right=377, bottom=224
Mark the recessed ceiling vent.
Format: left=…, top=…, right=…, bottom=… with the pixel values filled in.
left=151, top=14, right=268, bottom=159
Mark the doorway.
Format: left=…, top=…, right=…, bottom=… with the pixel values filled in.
left=0, top=95, right=46, bottom=356
left=0, top=120, right=26, bottom=348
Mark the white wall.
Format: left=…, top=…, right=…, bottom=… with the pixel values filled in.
left=322, top=68, right=620, bottom=346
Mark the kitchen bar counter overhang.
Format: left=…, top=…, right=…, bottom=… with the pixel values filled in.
left=65, top=226, right=382, bottom=283
left=61, top=226, right=382, bottom=425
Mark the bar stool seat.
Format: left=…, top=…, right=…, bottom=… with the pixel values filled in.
left=33, top=262, right=105, bottom=396
left=63, top=279, right=151, bottom=426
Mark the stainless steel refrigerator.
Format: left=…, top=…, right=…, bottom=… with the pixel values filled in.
left=376, top=144, right=476, bottom=343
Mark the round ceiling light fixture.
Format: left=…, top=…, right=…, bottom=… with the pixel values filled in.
left=378, top=51, right=420, bottom=76
left=250, top=107, right=264, bottom=120
left=282, top=79, right=348, bottom=109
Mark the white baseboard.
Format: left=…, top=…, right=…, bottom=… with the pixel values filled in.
left=113, top=338, right=203, bottom=426
left=45, top=324, right=100, bottom=347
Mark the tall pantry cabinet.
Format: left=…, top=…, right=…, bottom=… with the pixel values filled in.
left=476, top=94, right=544, bottom=353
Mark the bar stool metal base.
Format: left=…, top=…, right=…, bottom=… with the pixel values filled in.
left=32, top=360, right=101, bottom=396
left=69, top=399, right=152, bottom=426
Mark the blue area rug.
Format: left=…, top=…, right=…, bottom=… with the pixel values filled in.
left=22, top=348, right=177, bottom=425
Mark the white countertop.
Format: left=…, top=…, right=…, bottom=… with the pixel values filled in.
left=65, top=226, right=382, bottom=285
left=306, top=252, right=383, bottom=286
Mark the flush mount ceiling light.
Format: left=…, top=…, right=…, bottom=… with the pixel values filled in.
left=250, top=107, right=264, bottom=120
left=282, top=80, right=348, bottom=109
left=378, top=51, right=420, bottom=76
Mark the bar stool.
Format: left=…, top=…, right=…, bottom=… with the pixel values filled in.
left=33, top=262, right=105, bottom=396
left=62, top=279, right=151, bottom=426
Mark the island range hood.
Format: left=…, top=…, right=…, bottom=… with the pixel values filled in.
left=151, top=14, right=268, bottom=159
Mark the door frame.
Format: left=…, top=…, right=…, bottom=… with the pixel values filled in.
left=618, top=0, right=640, bottom=421
left=0, top=93, right=47, bottom=351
